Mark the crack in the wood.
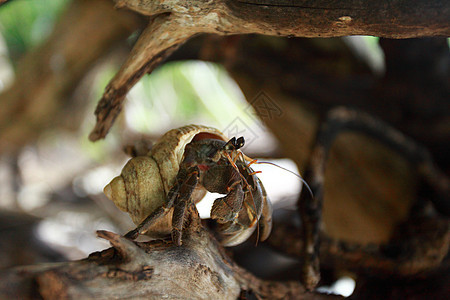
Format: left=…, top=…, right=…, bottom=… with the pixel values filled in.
left=236, top=0, right=362, bottom=10
left=235, top=0, right=444, bottom=10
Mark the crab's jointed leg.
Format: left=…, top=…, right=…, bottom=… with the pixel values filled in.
left=124, top=166, right=199, bottom=243
left=203, top=164, right=245, bottom=224
left=170, top=167, right=200, bottom=246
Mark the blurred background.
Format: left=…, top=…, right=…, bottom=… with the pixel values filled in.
left=0, top=0, right=303, bottom=265
left=0, top=1, right=448, bottom=298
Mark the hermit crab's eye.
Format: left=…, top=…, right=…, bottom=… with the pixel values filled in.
left=223, top=136, right=245, bottom=151
left=235, top=137, right=245, bottom=149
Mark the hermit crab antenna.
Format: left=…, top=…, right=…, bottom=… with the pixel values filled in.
left=251, top=160, right=314, bottom=199
left=237, top=151, right=315, bottom=199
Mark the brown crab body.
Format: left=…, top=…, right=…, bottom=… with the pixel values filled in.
left=104, top=125, right=272, bottom=246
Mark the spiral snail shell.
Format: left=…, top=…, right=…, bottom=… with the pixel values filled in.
left=103, top=125, right=229, bottom=236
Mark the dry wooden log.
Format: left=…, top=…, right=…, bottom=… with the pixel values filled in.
left=295, top=107, right=450, bottom=288
left=89, top=0, right=450, bottom=141
left=268, top=212, right=450, bottom=278
left=0, top=216, right=342, bottom=299
left=267, top=213, right=450, bottom=299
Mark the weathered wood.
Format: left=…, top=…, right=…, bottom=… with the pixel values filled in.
left=267, top=211, right=450, bottom=299
left=90, top=0, right=450, bottom=140
left=0, top=227, right=341, bottom=299
left=268, top=213, right=449, bottom=278
left=295, top=107, right=450, bottom=289
left=226, top=0, right=450, bottom=37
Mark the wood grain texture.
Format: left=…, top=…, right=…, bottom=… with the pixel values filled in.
left=0, top=228, right=341, bottom=299
left=227, top=0, right=449, bottom=37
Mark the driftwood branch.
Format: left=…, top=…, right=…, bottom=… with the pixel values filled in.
left=269, top=214, right=449, bottom=278
left=0, top=226, right=341, bottom=299
left=295, top=107, right=450, bottom=289
left=89, top=0, right=450, bottom=140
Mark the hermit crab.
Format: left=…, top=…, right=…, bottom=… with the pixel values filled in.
left=103, top=125, right=273, bottom=246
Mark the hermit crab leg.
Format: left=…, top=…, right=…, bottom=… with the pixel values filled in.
left=124, top=204, right=171, bottom=240
left=210, top=180, right=245, bottom=223
left=217, top=141, right=265, bottom=243
left=124, top=166, right=199, bottom=242
left=223, top=151, right=260, bottom=223
left=171, top=167, right=200, bottom=246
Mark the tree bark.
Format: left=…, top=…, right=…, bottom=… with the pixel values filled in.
left=0, top=227, right=341, bottom=300
left=225, top=0, right=450, bottom=38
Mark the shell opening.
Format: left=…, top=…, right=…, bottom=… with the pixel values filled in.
left=192, top=132, right=226, bottom=142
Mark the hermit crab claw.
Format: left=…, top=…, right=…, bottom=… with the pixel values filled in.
left=218, top=177, right=273, bottom=247
left=221, top=226, right=257, bottom=247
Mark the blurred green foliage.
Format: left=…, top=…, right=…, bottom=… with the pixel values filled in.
left=124, top=61, right=254, bottom=133
left=81, top=60, right=257, bottom=162
left=0, top=0, right=255, bottom=163
left=0, top=0, right=70, bottom=63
